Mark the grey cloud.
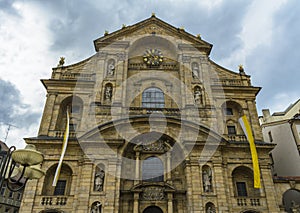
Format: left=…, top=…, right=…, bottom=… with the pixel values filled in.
left=247, top=0, right=300, bottom=110
left=0, top=79, right=40, bottom=127
left=0, top=0, right=19, bottom=16
left=22, top=0, right=298, bottom=112
left=33, top=0, right=251, bottom=63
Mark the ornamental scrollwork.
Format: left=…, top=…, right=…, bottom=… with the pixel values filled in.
left=142, top=186, right=165, bottom=201
left=134, top=139, right=169, bottom=152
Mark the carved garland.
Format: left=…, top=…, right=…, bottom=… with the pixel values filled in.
left=134, top=139, right=169, bottom=153
left=142, top=186, right=165, bottom=201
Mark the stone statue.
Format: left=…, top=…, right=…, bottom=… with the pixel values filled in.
left=192, top=63, right=199, bottom=79
left=291, top=200, right=300, bottom=213
left=94, top=170, right=105, bottom=191
left=194, top=87, right=202, bottom=104
left=206, top=206, right=216, bottom=213
left=107, top=60, right=115, bottom=76
left=104, top=85, right=112, bottom=101
left=91, top=201, right=102, bottom=213
left=57, top=57, right=65, bottom=67
left=203, top=169, right=212, bottom=192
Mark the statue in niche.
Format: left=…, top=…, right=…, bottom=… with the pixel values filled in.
left=104, top=85, right=112, bottom=101
left=90, top=201, right=102, bottom=213
left=194, top=87, right=202, bottom=104
left=203, top=168, right=212, bottom=192
left=206, top=205, right=216, bottom=213
left=192, top=62, right=199, bottom=79
left=94, top=169, right=105, bottom=191
left=107, top=60, right=115, bottom=76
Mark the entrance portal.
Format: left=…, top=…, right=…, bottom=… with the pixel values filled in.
left=143, top=206, right=163, bottom=213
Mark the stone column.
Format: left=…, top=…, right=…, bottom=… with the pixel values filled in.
left=38, top=93, right=57, bottom=136
left=114, top=158, right=122, bottom=213
left=184, top=159, right=193, bottom=212
left=135, top=152, right=140, bottom=184
left=260, top=166, right=280, bottom=212
left=166, top=152, right=171, bottom=182
left=246, top=100, right=263, bottom=140
left=133, top=192, right=139, bottom=213
left=214, top=162, right=229, bottom=212
left=167, top=193, right=173, bottom=213
left=190, top=159, right=201, bottom=212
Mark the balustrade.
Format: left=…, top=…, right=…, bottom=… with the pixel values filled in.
left=236, top=197, right=261, bottom=206
left=41, top=196, right=68, bottom=206
left=227, top=134, right=247, bottom=142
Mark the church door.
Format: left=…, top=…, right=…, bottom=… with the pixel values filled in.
left=143, top=206, right=163, bottom=213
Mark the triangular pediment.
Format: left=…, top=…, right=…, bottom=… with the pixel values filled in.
left=93, top=14, right=212, bottom=54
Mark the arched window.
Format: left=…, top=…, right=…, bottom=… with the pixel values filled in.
left=56, top=96, right=83, bottom=131
left=42, top=164, right=72, bottom=196
left=232, top=166, right=260, bottom=197
left=142, top=157, right=164, bottom=182
left=142, top=87, right=164, bottom=108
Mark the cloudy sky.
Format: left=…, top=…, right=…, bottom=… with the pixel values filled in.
left=0, top=0, right=299, bottom=148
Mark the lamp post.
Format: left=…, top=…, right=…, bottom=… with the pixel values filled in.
left=0, top=144, right=45, bottom=192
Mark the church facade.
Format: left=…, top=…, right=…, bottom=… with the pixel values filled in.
left=20, top=15, right=285, bottom=213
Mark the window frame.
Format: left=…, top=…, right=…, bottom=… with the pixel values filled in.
left=227, top=125, right=236, bottom=135
left=142, top=156, right=164, bottom=182
left=0, top=182, right=6, bottom=196
left=268, top=131, right=273, bottom=142
left=236, top=181, right=248, bottom=197
left=142, top=87, right=165, bottom=108
left=225, top=107, right=233, bottom=116
left=54, top=180, right=67, bottom=196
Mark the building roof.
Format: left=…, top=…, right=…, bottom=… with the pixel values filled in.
left=93, top=14, right=213, bottom=54
left=260, top=99, right=300, bottom=124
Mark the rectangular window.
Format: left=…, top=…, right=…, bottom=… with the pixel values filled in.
left=54, top=180, right=67, bottom=195
left=268, top=131, right=273, bottom=142
left=16, top=192, right=22, bottom=200
left=269, top=153, right=274, bottom=166
left=236, top=182, right=247, bottom=196
left=0, top=183, right=6, bottom=195
left=227, top=125, right=236, bottom=135
left=225, top=108, right=233, bottom=115
left=8, top=191, right=14, bottom=199
left=71, top=105, right=80, bottom=113
left=69, top=123, right=77, bottom=131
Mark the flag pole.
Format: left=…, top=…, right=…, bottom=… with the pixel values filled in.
left=52, top=108, right=70, bottom=186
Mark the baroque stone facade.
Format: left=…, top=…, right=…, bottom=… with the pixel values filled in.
left=19, top=15, right=294, bottom=213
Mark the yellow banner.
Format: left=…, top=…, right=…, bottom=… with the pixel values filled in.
left=238, top=115, right=261, bottom=188
left=52, top=109, right=70, bottom=186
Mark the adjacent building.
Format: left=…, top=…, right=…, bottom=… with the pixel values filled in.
left=19, top=15, right=299, bottom=212
left=259, top=99, right=300, bottom=176
left=259, top=100, right=300, bottom=212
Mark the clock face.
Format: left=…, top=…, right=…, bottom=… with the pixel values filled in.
left=143, top=49, right=163, bottom=66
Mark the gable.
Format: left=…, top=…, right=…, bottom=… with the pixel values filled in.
left=93, top=14, right=212, bottom=54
